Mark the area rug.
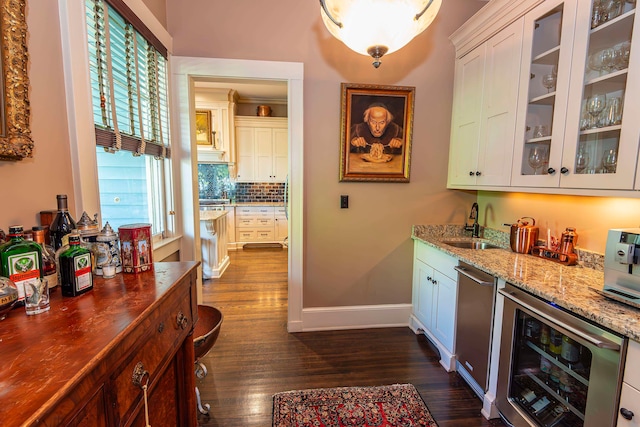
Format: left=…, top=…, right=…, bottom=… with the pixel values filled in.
left=272, top=384, right=438, bottom=427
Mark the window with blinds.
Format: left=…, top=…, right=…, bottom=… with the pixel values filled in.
left=84, top=0, right=171, bottom=237
left=85, top=0, right=170, bottom=158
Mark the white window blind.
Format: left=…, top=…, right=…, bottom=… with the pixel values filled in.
left=85, top=0, right=170, bottom=158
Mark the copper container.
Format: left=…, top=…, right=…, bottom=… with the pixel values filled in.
left=256, top=105, right=272, bottom=117
left=507, top=217, right=539, bottom=254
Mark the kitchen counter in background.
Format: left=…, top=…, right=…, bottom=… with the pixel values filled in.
left=200, top=210, right=230, bottom=278
left=412, top=225, right=640, bottom=341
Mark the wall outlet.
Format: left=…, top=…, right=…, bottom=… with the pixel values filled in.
left=340, top=195, right=348, bottom=209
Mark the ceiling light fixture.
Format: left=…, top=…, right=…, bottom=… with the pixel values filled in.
left=319, top=0, right=442, bottom=68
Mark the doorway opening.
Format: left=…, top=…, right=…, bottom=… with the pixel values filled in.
left=172, top=57, right=304, bottom=332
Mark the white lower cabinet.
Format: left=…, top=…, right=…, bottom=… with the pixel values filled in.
left=411, top=240, right=458, bottom=371
left=234, top=205, right=287, bottom=246
left=618, top=339, right=640, bottom=426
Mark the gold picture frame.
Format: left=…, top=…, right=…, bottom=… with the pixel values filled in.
left=195, top=110, right=212, bottom=145
left=339, top=83, right=415, bottom=182
left=0, top=0, right=33, bottom=161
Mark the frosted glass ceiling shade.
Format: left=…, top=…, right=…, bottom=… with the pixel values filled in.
left=320, top=0, right=442, bottom=67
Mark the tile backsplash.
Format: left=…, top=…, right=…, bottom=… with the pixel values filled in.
left=197, top=163, right=285, bottom=203
left=235, top=182, right=285, bottom=203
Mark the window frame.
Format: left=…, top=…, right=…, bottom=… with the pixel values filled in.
left=58, top=0, right=176, bottom=244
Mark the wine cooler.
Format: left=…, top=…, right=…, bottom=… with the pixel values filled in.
left=496, top=283, right=627, bottom=427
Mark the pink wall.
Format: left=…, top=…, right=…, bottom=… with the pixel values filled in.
left=0, top=2, right=75, bottom=232
left=167, top=0, right=484, bottom=307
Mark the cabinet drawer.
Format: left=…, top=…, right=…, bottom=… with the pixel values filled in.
left=414, top=241, right=458, bottom=280
left=236, top=206, right=274, bottom=217
left=111, top=289, right=193, bottom=424
left=236, top=229, right=257, bottom=241
left=624, top=340, right=640, bottom=388
left=255, top=229, right=275, bottom=241
left=236, top=217, right=258, bottom=227
left=617, top=383, right=640, bottom=427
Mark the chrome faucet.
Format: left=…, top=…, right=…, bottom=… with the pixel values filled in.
left=464, top=202, right=480, bottom=238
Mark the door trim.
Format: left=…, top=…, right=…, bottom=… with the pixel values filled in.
left=171, top=57, right=304, bottom=331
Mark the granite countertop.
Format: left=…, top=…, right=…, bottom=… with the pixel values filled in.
left=199, top=210, right=229, bottom=220
left=233, top=202, right=285, bottom=207
left=412, top=225, right=640, bottom=341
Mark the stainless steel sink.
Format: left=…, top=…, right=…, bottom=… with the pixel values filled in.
left=442, top=240, right=502, bottom=250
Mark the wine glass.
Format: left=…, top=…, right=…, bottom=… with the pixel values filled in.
left=575, top=150, right=590, bottom=174
left=528, top=147, right=546, bottom=175
left=542, top=74, right=557, bottom=93
left=588, top=50, right=605, bottom=76
left=587, top=94, right=607, bottom=128
left=602, top=148, right=618, bottom=173
left=601, top=47, right=616, bottom=73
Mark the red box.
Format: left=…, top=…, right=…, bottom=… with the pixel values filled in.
left=118, top=224, right=153, bottom=273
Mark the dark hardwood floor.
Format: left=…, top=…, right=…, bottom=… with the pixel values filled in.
left=197, top=248, right=505, bottom=426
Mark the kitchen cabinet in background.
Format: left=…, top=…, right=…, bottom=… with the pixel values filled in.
left=448, top=18, right=524, bottom=187
left=196, top=89, right=238, bottom=165
left=410, top=240, right=459, bottom=371
left=618, top=339, right=640, bottom=426
left=235, top=116, right=288, bottom=182
left=234, top=205, right=287, bottom=246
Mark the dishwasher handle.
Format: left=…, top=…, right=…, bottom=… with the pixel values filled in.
left=454, top=265, right=494, bottom=286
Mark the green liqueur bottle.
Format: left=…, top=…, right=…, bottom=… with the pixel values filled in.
left=59, top=234, right=93, bottom=297
left=0, top=225, right=44, bottom=304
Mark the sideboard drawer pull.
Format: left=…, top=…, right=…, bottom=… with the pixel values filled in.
left=176, top=312, right=189, bottom=330
left=132, top=362, right=149, bottom=389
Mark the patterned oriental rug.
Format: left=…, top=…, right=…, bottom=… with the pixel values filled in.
left=272, top=384, right=439, bottom=427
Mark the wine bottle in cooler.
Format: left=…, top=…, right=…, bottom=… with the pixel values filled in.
left=50, top=194, right=77, bottom=250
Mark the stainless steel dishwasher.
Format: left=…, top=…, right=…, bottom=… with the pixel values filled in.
left=454, top=261, right=496, bottom=397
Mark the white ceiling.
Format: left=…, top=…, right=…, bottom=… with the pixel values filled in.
left=194, top=78, right=288, bottom=104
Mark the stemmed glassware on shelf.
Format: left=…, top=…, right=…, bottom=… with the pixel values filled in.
left=528, top=147, right=548, bottom=175
left=587, top=94, right=607, bottom=128
left=602, top=148, right=618, bottom=173
left=542, top=73, right=557, bottom=93
left=575, top=149, right=590, bottom=174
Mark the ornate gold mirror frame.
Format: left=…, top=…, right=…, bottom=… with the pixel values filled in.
left=0, top=0, right=32, bottom=161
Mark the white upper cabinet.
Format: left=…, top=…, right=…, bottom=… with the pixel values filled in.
left=561, top=0, right=640, bottom=190
left=235, top=117, right=288, bottom=182
left=448, top=18, right=524, bottom=188
left=450, top=0, right=640, bottom=195
left=511, top=0, right=578, bottom=187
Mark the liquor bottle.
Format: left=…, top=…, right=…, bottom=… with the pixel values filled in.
left=32, top=226, right=58, bottom=289
left=59, top=234, right=93, bottom=297
left=549, top=328, right=563, bottom=357
left=540, top=324, right=550, bottom=350
left=50, top=194, right=77, bottom=250
left=0, top=225, right=44, bottom=304
left=561, top=335, right=580, bottom=364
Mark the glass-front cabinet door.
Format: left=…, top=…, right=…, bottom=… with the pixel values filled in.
left=512, top=0, right=578, bottom=187
left=561, top=0, right=640, bottom=189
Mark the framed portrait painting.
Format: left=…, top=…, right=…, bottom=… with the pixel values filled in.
left=339, top=83, right=415, bottom=182
left=195, top=110, right=212, bottom=145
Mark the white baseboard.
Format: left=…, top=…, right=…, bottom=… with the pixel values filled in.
left=300, top=304, right=412, bottom=331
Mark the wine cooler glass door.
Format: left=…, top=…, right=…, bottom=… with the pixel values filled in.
left=495, top=284, right=625, bottom=427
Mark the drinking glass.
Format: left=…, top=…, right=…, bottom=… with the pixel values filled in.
left=601, top=48, right=616, bottom=73
left=601, top=96, right=622, bottom=126
left=588, top=50, right=604, bottom=76
left=602, top=148, right=618, bottom=173
left=587, top=94, right=607, bottom=128
left=615, top=41, right=631, bottom=70
left=528, top=147, right=546, bottom=175
left=533, top=125, right=549, bottom=138
left=542, top=74, right=557, bottom=93
left=592, top=0, right=604, bottom=28
left=575, top=150, right=590, bottom=174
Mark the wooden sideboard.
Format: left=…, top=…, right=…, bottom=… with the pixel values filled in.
left=0, top=261, right=199, bottom=427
